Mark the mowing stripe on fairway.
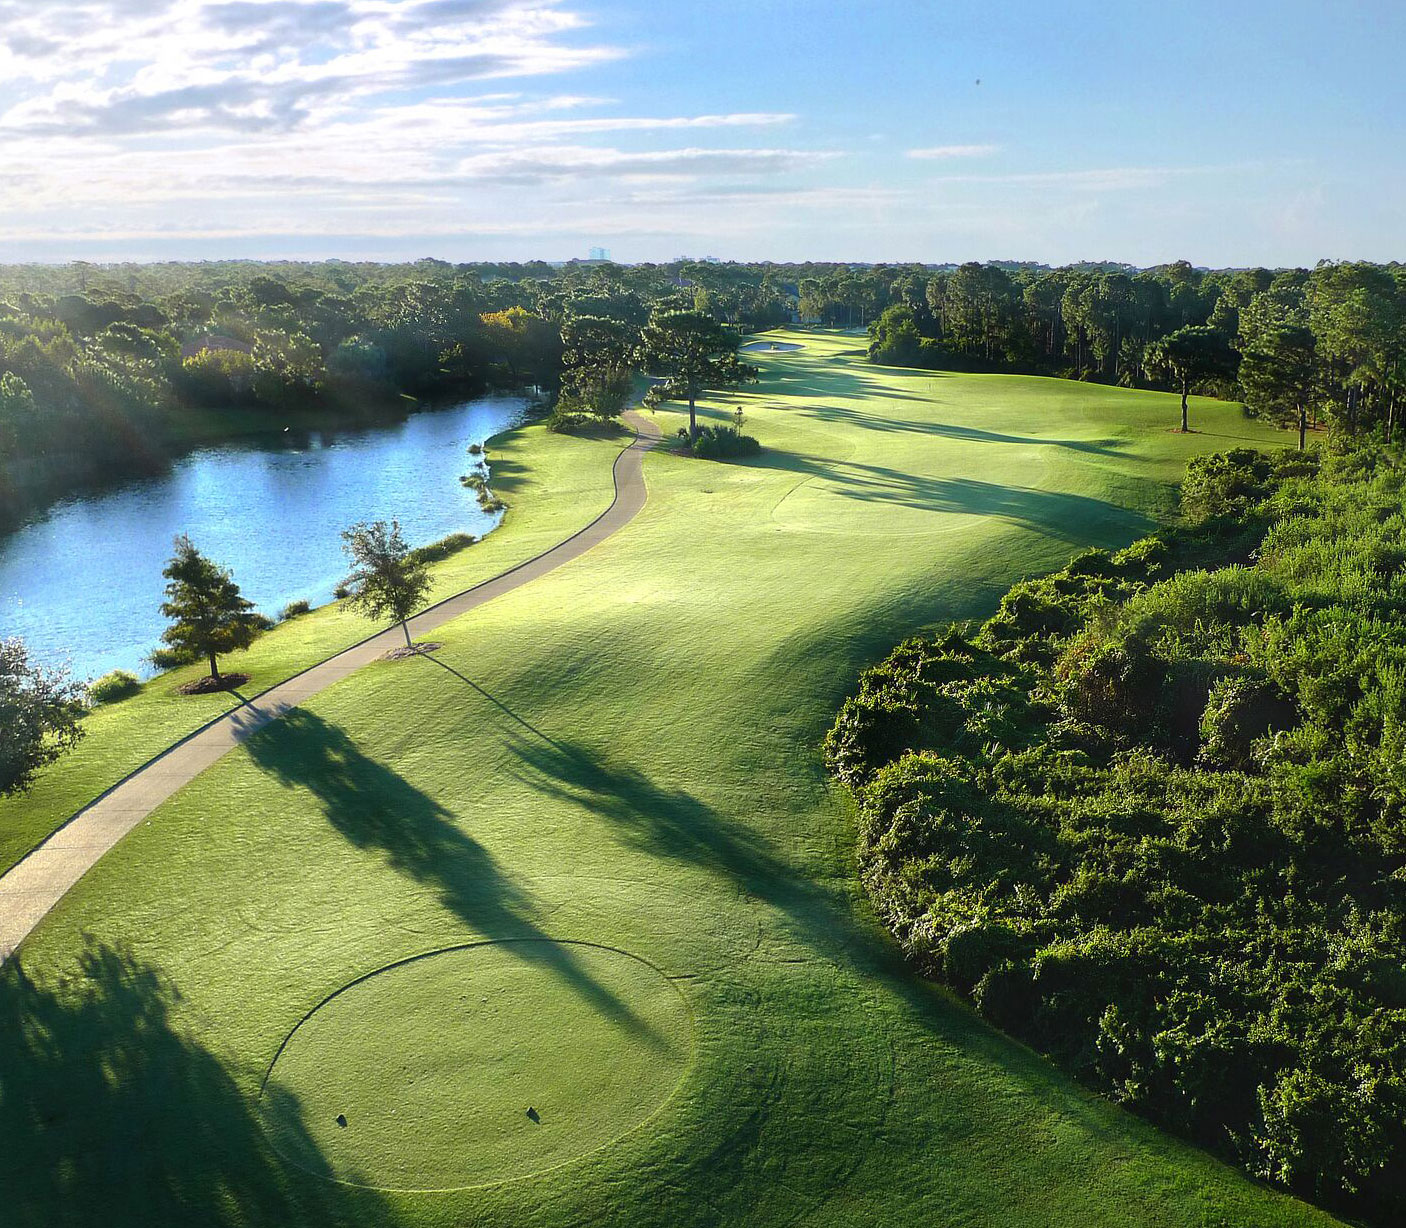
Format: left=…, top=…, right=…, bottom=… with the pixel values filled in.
left=0, top=413, right=662, bottom=962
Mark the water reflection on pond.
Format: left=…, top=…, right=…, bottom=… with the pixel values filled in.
left=0, top=393, right=527, bottom=680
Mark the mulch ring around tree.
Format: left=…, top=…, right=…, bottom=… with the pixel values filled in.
left=176, top=672, right=251, bottom=695
left=382, top=642, right=443, bottom=661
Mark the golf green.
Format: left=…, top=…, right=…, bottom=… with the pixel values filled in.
left=259, top=941, right=693, bottom=1190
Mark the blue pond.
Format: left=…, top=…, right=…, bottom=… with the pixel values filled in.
left=0, top=393, right=528, bottom=681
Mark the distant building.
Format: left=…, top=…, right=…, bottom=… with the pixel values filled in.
left=588, top=246, right=611, bottom=262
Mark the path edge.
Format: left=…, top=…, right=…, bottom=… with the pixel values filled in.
left=2, top=414, right=655, bottom=896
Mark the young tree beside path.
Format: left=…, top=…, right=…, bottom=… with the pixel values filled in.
left=339, top=520, right=433, bottom=648
left=159, top=535, right=264, bottom=685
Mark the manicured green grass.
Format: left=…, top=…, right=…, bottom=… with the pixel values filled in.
left=260, top=941, right=693, bottom=1191
left=0, top=423, right=625, bottom=875
left=2, top=332, right=1337, bottom=1226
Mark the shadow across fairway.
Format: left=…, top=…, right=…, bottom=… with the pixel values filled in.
left=795, top=402, right=1127, bottom=456
left=419, top=652, right=564, bottom=749
left=244, top=710, right=668, bottom=1048
left=758, top=364, right=926, bottom=403
left=0, top=940, right=385, bottom=1228
left=505, top=733, right=854, bottom=956
left=748, top=450, right=1150, bottom=543
left=481, top=453, right=529, bottom=497
left=403, top=656, right=851, bottom=955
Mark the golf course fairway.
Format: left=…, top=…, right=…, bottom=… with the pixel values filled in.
left=0, top=331, right=1341, bottom=1227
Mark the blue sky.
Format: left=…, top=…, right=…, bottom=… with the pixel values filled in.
left=0, top=0, right=1400, bottom=265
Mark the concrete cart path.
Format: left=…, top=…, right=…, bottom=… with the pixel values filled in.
left=0, top=412, right=662, bottom=961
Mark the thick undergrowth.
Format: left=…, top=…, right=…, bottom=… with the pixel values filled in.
left=827, top=443, right=1406, bottom=1224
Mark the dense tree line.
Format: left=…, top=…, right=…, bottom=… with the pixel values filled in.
left=825, top=444, right=1406, bottom=1223
left=867, top=260, right=1406, bottom=442
left=0, top=257, right=801, bottom=525
left=10, top=254, right=1400, bottom=526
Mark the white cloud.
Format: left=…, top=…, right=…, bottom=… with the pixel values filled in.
left=0, top=0, right=622, bottom=136
left=906, top=144, right=1000, bottom=159
left=929, top=166, right=1222, bottom=191
left=0, top=0, right=834, bottom=251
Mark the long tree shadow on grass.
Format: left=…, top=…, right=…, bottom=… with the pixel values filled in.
left=502, top=731, right=855, bottom=959
left=417, top=657, right=883, bottom=968
left=243, top=709, right=666, bottom=1047
left=758, top=363, right=929, bottom=403
left=748, top=450, right=1150, bottom=542
left=0, top=940, right=385, bottom=1228
left=415, top=658, right=844, bottom=946
left=795, top=402, right=1128, bottom=455
left=433, top=664, right=1254, bottom=1200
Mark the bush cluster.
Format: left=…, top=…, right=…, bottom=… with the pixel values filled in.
left=825, top=443, right=1406, bottom=1224
left=680, top=424, right=761, bottom=459
left=87, top=669, right=141, bottom=705
left=406, top=532, right=476, bottom=566
left=546, top=408, right=596, bottom=433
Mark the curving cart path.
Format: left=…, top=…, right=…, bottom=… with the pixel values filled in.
left=0, top=412, right=661, bottom=962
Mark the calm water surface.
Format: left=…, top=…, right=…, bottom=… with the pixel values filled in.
left=0, top=393, right=528, bottom=680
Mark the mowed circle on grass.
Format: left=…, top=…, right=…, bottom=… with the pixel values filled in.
left=258, top=940, right=694, bottom=1190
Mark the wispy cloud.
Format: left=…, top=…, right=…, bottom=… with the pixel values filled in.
left=929, top=166, right=1223, bottom=191
left=0, top=0, right=836, bottom=252
left=906, top=144, right=1000, bottom=159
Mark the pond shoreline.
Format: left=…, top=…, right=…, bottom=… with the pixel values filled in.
left=0, top=392, right=534, bottom=680
left=0, top=383, right=546, bottom=534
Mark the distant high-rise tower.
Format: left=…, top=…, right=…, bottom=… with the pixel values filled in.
left=588, top=246, right=610, bottom=262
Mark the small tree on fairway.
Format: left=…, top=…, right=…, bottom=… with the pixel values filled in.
left=640, top=310, right=756, bottom=438
left=1148, top=325, right=1236, bottom=432
left=340, top=520, right=432, bottom=648
left=1147, top=323, right=1237, bottom=433
left=0, top=638, right=87, bottom=797
left=159, top=535, right=263, bottom=684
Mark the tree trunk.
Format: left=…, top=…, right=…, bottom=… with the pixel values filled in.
left=1180, top=379, right=1190, bottom=433
left=1387, top=391, right=1397, bottom=446
left=208, top=651, right=221, bottom=683
left=1298, top=403, right=1307, bottom=451
left=688, top=395, right=697, bottom=438
left=401, top=619, right=412, bottom=648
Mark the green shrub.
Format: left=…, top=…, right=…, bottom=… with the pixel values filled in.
left=680, top=424, right=761, bottom=459
left=827, top=443, right=1406, bottom=1225
left=547, top=408, right=594, bottom=433
left=88, top=669, right=141, bottom=705
left=407, top=532, right=477, bottom=565
left=148, top=645, right=197, bottom=670
left=279, top=599, right=312, bottom=620
left=1198, top=675, right=1295, bottom=768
